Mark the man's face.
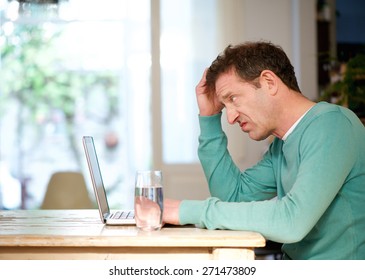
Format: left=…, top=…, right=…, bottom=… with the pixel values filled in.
left=215, top=69, right=275, bottom=141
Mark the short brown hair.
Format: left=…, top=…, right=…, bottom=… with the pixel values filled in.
left=205, top=41, right=301, bottom=94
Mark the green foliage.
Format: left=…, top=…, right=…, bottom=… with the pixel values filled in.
left=0, top=24, right=119, bottom=121
left=320, top=54, right=365, bottom=117
left=0, top=23, right=119, bottom=166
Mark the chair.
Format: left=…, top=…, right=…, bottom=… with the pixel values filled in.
left=41, top=171, right=94, bottom=209
left=255, top=241, right=283, bottom=260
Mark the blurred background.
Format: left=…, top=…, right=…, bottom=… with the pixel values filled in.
left=0, top=0, right=364, bottom=210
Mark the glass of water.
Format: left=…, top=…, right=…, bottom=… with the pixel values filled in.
left=134, top=170, right=164, bottom=231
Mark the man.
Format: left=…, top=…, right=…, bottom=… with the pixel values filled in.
left=163, top=41, right=365, bottom=260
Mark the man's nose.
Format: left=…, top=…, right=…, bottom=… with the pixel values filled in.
left=226, top=108, right=239, bottom=125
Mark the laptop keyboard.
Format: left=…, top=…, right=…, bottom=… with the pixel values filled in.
left=112, top=211, right=135, bottom=220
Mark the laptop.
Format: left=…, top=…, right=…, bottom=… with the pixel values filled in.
left=82, top=136, right=135, bottom=225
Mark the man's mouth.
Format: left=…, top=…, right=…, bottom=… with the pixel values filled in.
left=239, top=121, right=248, bottom=131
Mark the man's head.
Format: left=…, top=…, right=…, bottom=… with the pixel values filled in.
left=205, top=41, right=301, bottom=96
left=204, top=41, right=310, bottom=141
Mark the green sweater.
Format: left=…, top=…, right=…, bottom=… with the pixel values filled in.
left=180, top=102, right=365, bottom=260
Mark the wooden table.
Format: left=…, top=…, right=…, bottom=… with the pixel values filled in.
left=0, top=210, right=265, bottom=260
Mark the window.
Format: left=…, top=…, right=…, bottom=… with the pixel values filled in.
left=0, top=0, right=151, bottom=209
left=0, top=0, right=221, bottom=209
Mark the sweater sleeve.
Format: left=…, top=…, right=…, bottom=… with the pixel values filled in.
left=180, top=110, right=358, bottom=243
left=197, top=113, right=277, bottom=202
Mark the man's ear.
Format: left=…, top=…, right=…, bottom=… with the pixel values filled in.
left=260, top=70, right=278, bottom=95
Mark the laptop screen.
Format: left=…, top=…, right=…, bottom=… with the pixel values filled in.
left=82, top=136, right=110, bottom=217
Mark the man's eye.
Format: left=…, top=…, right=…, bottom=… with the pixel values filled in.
left=229, top=95, right=237, bottom=102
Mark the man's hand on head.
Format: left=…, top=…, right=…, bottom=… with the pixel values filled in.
left=196, top=68, right=223, bottom=116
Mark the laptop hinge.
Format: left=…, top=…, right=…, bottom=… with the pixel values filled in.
left=103, top=213, right=110, bottom=222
